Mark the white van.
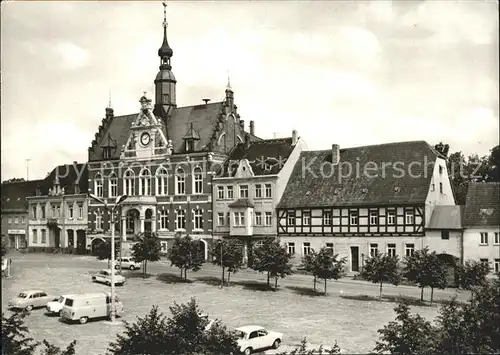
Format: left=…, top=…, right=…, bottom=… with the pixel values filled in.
left=60, top=292, right=124, bottom=324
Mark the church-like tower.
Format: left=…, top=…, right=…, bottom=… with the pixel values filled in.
left=154, top=2, right=177, bottom=119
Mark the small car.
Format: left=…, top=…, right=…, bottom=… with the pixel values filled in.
left=115, top=257, right=141, bottom=270
left=91, top=269, right=126, bottom=286
left=236, top=325, right=283, bottom=355
left=8, top=290, right=56, bottom=311
left=46, top=294, right=73, bottom=316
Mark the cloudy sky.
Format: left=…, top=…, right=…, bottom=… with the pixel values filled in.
left=1, top=0, right=498, bottom=181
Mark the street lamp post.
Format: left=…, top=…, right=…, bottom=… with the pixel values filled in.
left=88, top=194, right=128, bottom=324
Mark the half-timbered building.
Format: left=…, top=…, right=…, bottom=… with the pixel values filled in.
left=86, top=7, right=260, bottom=259
left=276, top=141, right=457, bottom=273
left=212, top=130, right=306, bottom=261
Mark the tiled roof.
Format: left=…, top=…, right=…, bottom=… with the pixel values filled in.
left=1, top=180, right=43, bottom=212
left=463, top=182, right=500, bottom=228
left=427, top=205, right=463, bottom=229
left=277, top=140, right=439, bottom=208
left=229, top=199, right=254, bottom=208
left=38, top=163, right=89, bottom=196
left=220, top=137, right=296, bottom=177
left=88, top=102, right=262, bottom=161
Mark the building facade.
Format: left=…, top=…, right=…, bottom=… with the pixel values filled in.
left=86, top=8, right=260, bottom=259
left=212, top=131, right=306, bottom=260
left=276, top=141, right=457, bottom=273
left=26, top=163, right=89, bottom=253
left=1, top=180, right=42, bottom=250
left=462, top=182, right=500, bottom=274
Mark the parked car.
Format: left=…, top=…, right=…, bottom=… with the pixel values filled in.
left=115, top=257, right=141, bottom=270
left=235, top=325, right=283, bottom=355
left=46, top=294, right=73, bottom=316
left=8, top=290, right=56, bottom=311
left=60, top=292, right=124, bottom=324
left=91, top=269, right=126, bottom=286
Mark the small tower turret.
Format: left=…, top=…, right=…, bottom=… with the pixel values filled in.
left=154, top=2, right=177, bottom=119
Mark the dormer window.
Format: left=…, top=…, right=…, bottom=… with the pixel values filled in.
left=185, top=140, right=194, bottom=152
left=103, top=147, right=111, bottom=159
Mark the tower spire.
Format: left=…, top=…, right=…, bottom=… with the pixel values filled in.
left=158, top=1, right=173, bottom=69
left=108, top=90, right=112, bottom=108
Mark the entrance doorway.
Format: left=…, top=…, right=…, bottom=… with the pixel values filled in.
left=350, top=246, right=359, bottom=272
left=54, top=229, right=61, bottom=248
left=76, top=230, right=86, bottom=254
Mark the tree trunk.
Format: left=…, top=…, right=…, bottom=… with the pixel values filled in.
left=184, top=268, right=188, bottom=280
left=313, top=276, right=317, bottom=292
left=107, top=258, right=110, bottom=268
left=228, top=271, right=231, bottom=285
left=471, top=290, right=474, bottom=305
left=221, top=266, right=225, bottom=287
left=324, top=278, right=327, bottom=295
left=379, top=281, right=383, bottom=301
left=275, top=276, right=278, bottom=289
left=420, top=287, right=424, bottom=301
left=180, top=268, right=183, bottom=278
left=144, top=260, right=148, bottom=276
left=430, top=287, right=434, bottom=305
left=267, top=271, right=270, bottom=286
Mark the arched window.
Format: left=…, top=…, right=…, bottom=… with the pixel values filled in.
left=123, top=170, right=135, bottom=196
left=176, top=209, right=186, bottom=230
left=156, top=167, right=168, bottom=195
left=193, top=167, right=203, bottom=194
left=108, top=173, right=118, bottom=197
left=139, top=168, right=151, bottom=196
left=94, top=173, right=103, bottom=197
left=175, top=167, right=185, bottom=195
left=193, top=208, right=203, bottom=230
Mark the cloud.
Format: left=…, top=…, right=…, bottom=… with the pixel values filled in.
left=53, top=41, right=89, bottom=70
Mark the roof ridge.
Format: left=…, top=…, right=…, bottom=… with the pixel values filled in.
left=301, top=140, right=435, bottom=154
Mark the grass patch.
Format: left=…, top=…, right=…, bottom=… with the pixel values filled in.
left=339, top=294, right=453, bottom=307
left=156, top=273, right=192, bottom=284
left=232, top=280, right=276, bottom=292
left=286, top=286, right=324, bottom=297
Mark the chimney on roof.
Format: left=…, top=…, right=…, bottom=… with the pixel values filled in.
left=244, top=132, right=251, bottom=149
left=292, top=130, right=298, bottom=145
left=249, top=120, right=255, bottom=136
left=202, top=98, right=211, bottom=105
left=332, top=144, right=340, bottom=165
left=239, top=119, right=245, bottom=130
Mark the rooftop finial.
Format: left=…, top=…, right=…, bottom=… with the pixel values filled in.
left=108, top=90, right=112, bottom=108
left=162, top=1, right=167, bottom=28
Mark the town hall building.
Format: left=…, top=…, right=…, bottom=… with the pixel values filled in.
left=86, top=5, right=260, bottom=259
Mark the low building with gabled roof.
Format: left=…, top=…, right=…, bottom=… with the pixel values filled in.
left=213, top=130, right=306, bottom=261
left=276, top=140, right=458, bottom=274
left=462, top=182, right=500, bottom=274
left=1, top=179, right=43, bottom=250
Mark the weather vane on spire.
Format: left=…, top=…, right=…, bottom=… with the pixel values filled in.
left=162, top=2, right=168, bottom=28
left=227, top=70, right=231, bottom=90
left=108, top=90, right=112, bottom=108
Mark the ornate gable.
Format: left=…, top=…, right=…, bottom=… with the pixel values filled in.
left=234, top=159, right=254, bottom=178
left=121, top=93, right=171, bottom=159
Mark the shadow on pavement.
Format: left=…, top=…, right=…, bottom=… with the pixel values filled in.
left=123, top=272, right=152, bottom=279
left=340, top=294, right=447, bottom=307
left=231, top=280, right=276, bottom=292
left=156, top=273, right=193, bottom=284
left=195, top=276, right=222, bottom=286
left=285, top=286, right=324, bottom=297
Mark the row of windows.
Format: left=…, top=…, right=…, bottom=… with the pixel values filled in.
left=93, top=167, right=204, bottom=198
left=31, top=229, right=47, bottom=244
left=217, top=212, right=273, bottom=227
left=480, top=232, right=500, bottom=245
left=480, top=258, right=500, bottom=273
left=5, top=216, right=25, bottom=224
left=285, top=242, right=414, bottom=257
left=31, top=204, right=84, bottom=220
left=287, top=210, right=415, bottom=226
left=217, top=184, right=272, bottom=200
left=94, top=209, right=205, bottom=231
